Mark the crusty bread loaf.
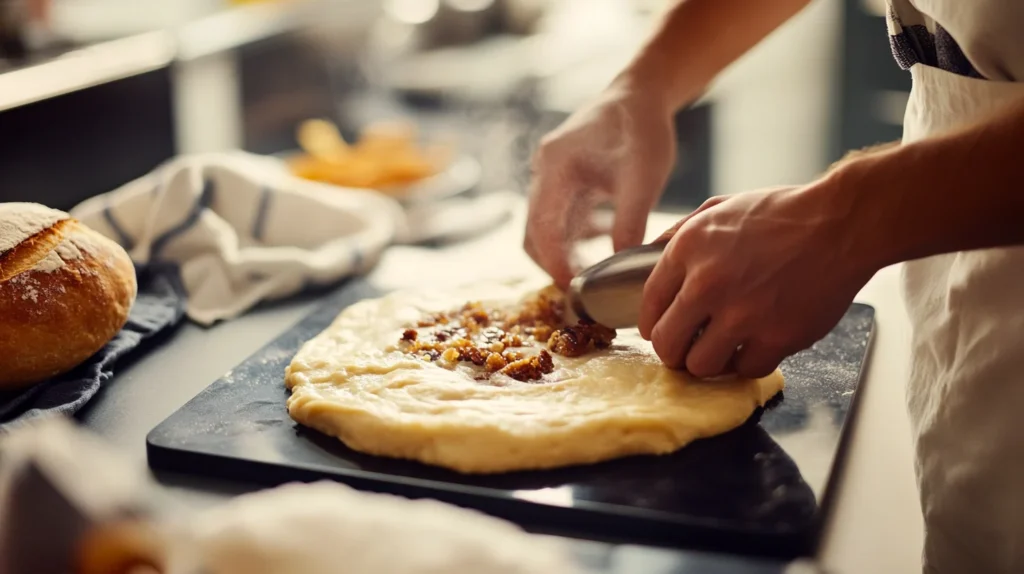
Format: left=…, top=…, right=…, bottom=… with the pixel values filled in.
left=0, top=203, right=137, bottom=390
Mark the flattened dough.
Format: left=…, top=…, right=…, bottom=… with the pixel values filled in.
left=285, top=279, right=784, bottom=474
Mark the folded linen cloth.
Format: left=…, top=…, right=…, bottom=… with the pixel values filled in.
left=71, top=152, right=403, bottom=326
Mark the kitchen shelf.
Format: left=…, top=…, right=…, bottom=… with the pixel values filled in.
left=0, top=0, right=322, bottom=114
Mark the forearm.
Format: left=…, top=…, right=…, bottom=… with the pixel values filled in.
left=825, top=96, right=1024, bottom=271
left=616, top=0, right=814, bottom=112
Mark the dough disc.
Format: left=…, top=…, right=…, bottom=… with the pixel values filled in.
left=285, top=279, right=784, bottom=474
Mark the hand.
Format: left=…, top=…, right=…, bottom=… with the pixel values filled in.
left=637, top=185, right=877, bottom=379
left=525, top=82, right=677, bottom=287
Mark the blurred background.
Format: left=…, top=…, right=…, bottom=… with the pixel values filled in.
left=0, top=0, right=909, bottom=213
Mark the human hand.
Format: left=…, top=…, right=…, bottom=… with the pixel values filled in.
left=637, top=185, right=878, bottom=378
left=525, top=82, right=677, bottom=288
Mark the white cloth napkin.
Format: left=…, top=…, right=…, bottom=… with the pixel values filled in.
left=71, top=152, right=400, bottom=326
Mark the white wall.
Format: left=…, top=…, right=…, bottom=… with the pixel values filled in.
left=705, top=0, right=842, bottom=195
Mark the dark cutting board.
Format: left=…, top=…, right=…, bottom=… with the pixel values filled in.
left=147, top=279, right=874, bottom=561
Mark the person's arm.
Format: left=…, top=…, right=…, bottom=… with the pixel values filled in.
left=616, top=0, right=816, bottom=113
left=819, top=95, right=1024, bottom=274
left=525, top=0, right=814, bottom=287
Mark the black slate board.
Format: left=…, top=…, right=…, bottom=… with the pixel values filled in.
left=147, top=279, right=874, bottom=561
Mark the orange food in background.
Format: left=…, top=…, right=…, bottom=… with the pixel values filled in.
left=288, top=118, right=453, bottom=193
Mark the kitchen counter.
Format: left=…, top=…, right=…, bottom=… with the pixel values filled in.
left=75, top=202, right=924, bottom=573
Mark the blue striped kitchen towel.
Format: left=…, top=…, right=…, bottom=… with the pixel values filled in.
left=70, top=151, right=403, bottom=326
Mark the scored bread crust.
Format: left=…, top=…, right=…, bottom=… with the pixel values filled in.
left=0, top=209, right=137, bottom=389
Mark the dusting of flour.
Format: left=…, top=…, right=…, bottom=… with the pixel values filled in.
left=0, top=204, right=91, bottom=306
left=33, top=250, right=65, bottom=273
left=7, top=272, right=66, bottom=307
left=32, top=235, right=87, bottom=274
left=0, top=203, right=68, bottom=256
left=0, top=202, right=92, bottom=276
left=55, top=237, right=84, bottom=261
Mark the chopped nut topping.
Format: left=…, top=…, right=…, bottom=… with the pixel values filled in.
left=500, top=350, right=555, bottom=381
left=397, top=286, right=615, bottom=382
left=485, top=352, right=507, bottom=372
left=532, top=325, right=554, bottom=343
left=547, top=321, right=617, bottom=358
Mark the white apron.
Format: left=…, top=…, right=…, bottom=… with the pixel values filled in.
left=901, top=63, right=1024, bottom=573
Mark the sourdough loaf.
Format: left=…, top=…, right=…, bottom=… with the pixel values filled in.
left=0, top=203, right=137, bottom=389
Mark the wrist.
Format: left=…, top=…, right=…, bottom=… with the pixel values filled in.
left=609, top=68, right=678, bottom=118
left=798, top=160, right=901, bottom=278
left=611, top=47, right=704, bottom=116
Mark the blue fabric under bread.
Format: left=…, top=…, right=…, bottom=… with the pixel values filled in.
left=0, top=264, right=187, bottom=431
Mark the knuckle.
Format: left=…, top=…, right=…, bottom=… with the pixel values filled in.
left=686, top=351, right=715, bottom=378
left=693, top=195, right=725, bottom=214
left=534, top=136, right=563, bottom=162
left=642, top=274, right=672, bottom=308
left=670, top=286, right=693, bottom=311
left=538, top=130, right=561, bottom=147
left=760, top=328, right=797, bottom=352
left=735, top=342, right=784, bottom=379
left=651, top=332, right=681, bottom=369
left=698, top=197, right=720, bottom=210
left=739, top=355, right=781, bottom=379
left=672, top=222, right=710, bottom=251
left=719, top=309, right=753, bottom=334
left=684, top=273, right=721, bottom=302
left=667, top=238, right=700, bottom=272
left=736, top=361, right=776, bottom=379
left=641, top=279, right=659, bottom=307
left=657, top=221, right=684, bottom=242
left=664, top=238, right=692, bottom=267
left=522, top=236, right=536, bottom=257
